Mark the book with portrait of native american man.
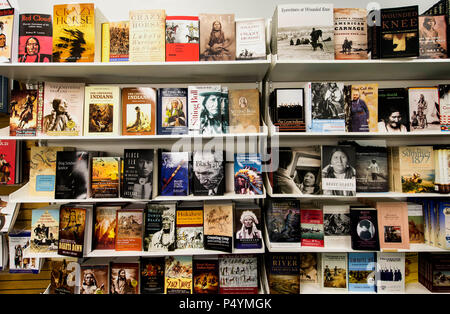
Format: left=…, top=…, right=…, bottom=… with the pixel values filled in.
left=234, top=202, right=262, bottom=250
left=0, top=8, right=15, bottom=63
left=203, top=201, right=233, bottom=253
left=110, top=262, right=139, bottom=294
left=143, top=203, right=176, bottom=252
left=121, top=87, right=156, bottom=136
left=157, top=88, right=188, bottom=135
left=419, top=15, right=447, bottom=59
left=18, top=13, right=52, bottom=63
left=192, top=150, right=225, bottom=196
left=80, top=264, right=109, bottom=294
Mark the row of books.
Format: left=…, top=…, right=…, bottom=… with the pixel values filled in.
left=9, top=82, right=261, bottom=137
left=270, top=83, right=450, bottom=133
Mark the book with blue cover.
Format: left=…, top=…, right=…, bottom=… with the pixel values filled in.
left=157, top=88, right=188, bottom=135
left=348, top=252, right=376, bottom=293
left=160, top=152, right=189, bottom=196
left=234, top=153, right=263, bottom=195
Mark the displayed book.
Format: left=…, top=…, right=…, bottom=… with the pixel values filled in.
left=9, top=89, right=38, bottom=136
left=321, top=253, right=348, bottom=291
left=109, top=21, right=129, bottom=61
left=408, top=202, right=425, bottom=244
left=220, top=86, right=229, bottom=133
left=165, top=16, right=199, bottom=62
left=433, top=146, right=449, bottom=193
left=55, top=151, right=92, bottom=199
left=377, top=202, right=410, bottom=250
left=29, top=206, right=60, bottom=255
left=321, top=203, right=351, bottom=248
left=101, top=22, right=109, bottom=62
left=84, top=85, right=120, bottom=136
left=42, top=82, right=85, bottom=136
left=235, top=18, right=266, bottom=60
left=228, top=89, right=260, bottom=133
left=18, top=13, right=52, bottom=62
left=300, top=206, right=324, bottom=247
left=380, top=6, right=419, bottom=58
left=199, top=13, right=236, bottom=61
left=52, top=3, right=95, bottom=62
left=272, top=4, right=334, bottom=60
left=203, top=201, right=233, bottom=252
left=175, top=205, right=203, bottom=250
left=8, top=231, right=40, bottom=274
left=355, top=145, right=389, bottom=192
left=436, top=201, right=450, bottom=249
left=300, top=253, right=319, bottom=284
left=234, top=203, right=262, bottom=250
left=321, top=145, right=356, bottom=196
left=270, top=88, right=306, bottom=132
left=234, top=153, right=263, bottom=195
left=110, top=262, right=140, bottom=294
left=80, top=264, right=109, bottom=294
left=57, top=205, right=87, bottom=257
left=346, top=83, right=378, bottom=132
left=188, top=85, right=221, bottom=135
left=157, top=88, right=188, bottom=135
left=376, top=252, right=405, bottom=293
left=348, top=252, right=376, bottom=293
left=0, top=8, right=14, bottom=62
left=160, top=151, right=189, bottom=196
left=266, top=199, right=301, bottom=244
left=408, top=87, right=441, bottom=132
left=93, top=204, right=121, bottom=250
left=267, top=253, right=300, bottom=294
left=123, top=149, right=154, bottom=199
left=0, top=76, right=9, bottom=114
left=350, top=206, right=380, bottom=251
left=115, top=208, right=143, bottom=251
left=310, top=82, right=345, bottom=132
left=419, top=253, right=450, bottom=293
left=143, top=203, right=176, bottom=252
left=405, top=252, right=418, bottom=284
left=219, top=254, right=258, bottom=294
left=91, top=157, right=120, bottom=198
left=192, top=150, right=225, bottom=196
left=193, top=259, right=219, bottom=294
left=334, top=8, right=368, bottom=60
left=140, top=257, right=165, bottom=294
left=49, top=258, right=79, bottom=294
left=418, top=15, right=447, bottom=59
left=438, top=84, right=450, bottom=131
left=378, top=88, right=409, bottom=132
left=129, top=10, right=166, bottom=62
left=121, top=87, right=157, bottom=136
left=165, top=255, right=193, bottom=294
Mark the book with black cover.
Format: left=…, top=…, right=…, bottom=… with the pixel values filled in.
left=123, top=149, right=154, bottom=199
left=350, top=206, right=380, bottom=251
left=378, top=88, right=409, bottom=132
left=140, top=257, right=165, bottom=294
left=57, top=204, right=86, bottom=257
left=192, top=151, right=225, bottom=196
left=55, top=151, right=92, bottom=199
left=355, top=145, right=389, bottom=192
left=266, top=199, right=301, bottom=243
left=270, top=88, right=305, bottom=132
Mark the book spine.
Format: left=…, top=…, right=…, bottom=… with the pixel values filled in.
left=306, top=82, right=312, bottom=131
left=102, top=23, right=110, bottom=63
left=36, top=82, right=44, bottom=135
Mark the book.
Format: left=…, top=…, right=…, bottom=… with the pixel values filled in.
left=300, top=253, right=319, bottom=283
left=52, top=3, right=95, bottom=62
left=378, top=88, right=409, bottom=132
left=346, top=83, right=378, bottom=132
left=350, top=206, right=380, bottom=251
left=42, top=82, right=85, bottom=136
left=188, top=85, right=221, bottom=135
left=93, top=204, right=121, bottom=250
left=321, top=145, right=356, bottom=196
left=84, top=85, right=120, bottom=136
left=334, top=8, right=368, bottom=60
left=321, top=253, right=348, bottom=291
left=9, top=89, right=38, bottom=136
left=140, top=257, right=165, bottom=294
left=165, top=16, right=199, bottom=61
left=419, top=253, right=450, bottom=292
left=29, top=207, right=60, bottom=254
left=122, top=149, right=154, bottom=199
left=438, top=84, right=450, bottom=131
left=376, top=252, right=405, bottom=293
left=228, top=89, right=260, bottom=133
left=405, top=252, right=418, bottom=284
left=272, top=4, right=334, bottom=60
left=91, top=157, right=120, bottom=198
left=115, top=208, right=143, bottom=251
left=266, top=199, right=301, bottom=243
left=0, top=140, right=17, bottom=185
left=57, top=205, right=86, bottom=257
left=192, top=150, right=225, bottom=196
left=355, top=145, right=389, bottom=192
left=80, top=264, right=109, bottom=294
left=199, top=13, right=235, bottom=61
left=165, top=256, right=193, bottom=294
left=219, top=254, right=258, bottom=294
left=101, top=22, right=109, bottom=62
left=8, top=231, right=40, bottom=273
left=18, top=13, right=52, bottom=62
left=419, top=15, right=447, bottom=59
left=160, top=151, right=189, bottom=196
left=322, top=203, right=351, bottom=248
left=121, top=87, right=157, bottom=136
left=175, top=206, right=203, bottom=250
left=235, top=18, right=266, bottom=60
left=109, top=21, right=129, bottom=61
left=143, top=203, right=176, bottom=252
left=234, top=203, right=262, bottom=250
left=437, top=201, right=450, bottom=249
left=157, top=88, right=188, bottom=135
left=110, top=262, right=140, bottom=294
left=49, top=258, right=79, bottom=294
left=267, top=253, right=300, bottom=294
left=300, top=206, right=324, bottom=247
left=0, top=76, right=9, bottom=114
left=271, top=88, right=306, bottom=132
left=129, top=10, right=166, bottom=62
left=193, top=259, right=219, bottom=294
left=408, top=87, right=441, bottom=132
left=408, top=202, right=425, bottom=243
left=0, top=8, right=14, bottom=62
left=234, top=153, right=263, bottom=195
left=310, top=82, right=346, bottom=132
left=203, top=201, right=233, bottom=252
left=55, top=151, right=91, bottom=199
left=377, top=201, right=410, bottom=250
left=220, top=86, right=229, bottom=133
left=348, top=252, right=376, bottom=293
left=380, top=6, right=419, bottom=58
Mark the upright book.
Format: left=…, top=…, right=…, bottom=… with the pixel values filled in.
left=321, top=145, right=356, bottom=196
left=160, top=151, right=189, bottom=196
left=121, top=87, right=157, bottom=136
left=80, top=264, right=109, bottom=294
left=55, top=151, right=91, bottom=199
left=266, top=199, right=301, bottom=244
left=408, top=87, right=441, bottom=132
left=93, top=204, right=121, bottom=250
left=321, top=203, right=351, bottom=248
left=57, top=205, right=86, bottom=257
left=234, top=203, right=262, bottom=249
left=110, top=262, right=140, bottom=294
left=355, top=145, right=389, bottom=192
left=157, top=88, right=188, bottom=135
left=18, top=13, right=52, bottom=62
left=143, top=203, right=176, bottom=252
left=0, top=8, right=14, bottom=63
left=192, top=151, right=225, bottom=196
left=228, top=89, right=260, bottom=133
left=29, top=207, right=60, bottom=254
left=350, top=206, right=380, bottom=251
left=199, top=13, right=235, bottom=61
left=109, top=21, right=129, bottom=61
left=122, top=149, right=154, bottom=200
left=418, top=15, right=447, bottom=59
left=193, top=259, right=219, bottom=294
left=346, top=83, right=378, bottom=132
left=8, top=231, right=40, bottom=274
left=310, top=82, right=346, bottom=132
left=140, top=257, right=165, bottom=294
left=334, top=8, right=368, bottom=60
left=377, top=202, right=410, bottom=250
left=0, top=140, right=17, bottom=185
left=165, top=256, right=193, bottom=294
left=322, top=253, right=348, bottom=291
left=378, top=88, right=409, bottom=132
left=49, top=258, right=79, bottom=294
left=165, top=16, right=199, bottom=61
left=438, top=84, right=450, bottom=131
left=115, top=208, right=143, bottom=251
left=188, top=85, right=221, bottom=135
left=91, top=157, right=120, bottom=198
left=219, top=254, right=258, bottom=294
left=203, top=201, right=233, bottom=252
left=175, top=205, right=203, bottom=250
left=348, top=252, right=376, bottom=293
left=234, top=153, right=263, bottom=195
left=271, top=88, right=306, bottom=132
left=267, top=253, right=300, bottom=294
left=9, top=89, right=38, bottom=136
left=236, top=18, right=266, bottom=60
left=300, top=206, right=324, bottom=247
left=376, top=252, right=405, bottom=293
left=408, top=202, right=425, bottom=244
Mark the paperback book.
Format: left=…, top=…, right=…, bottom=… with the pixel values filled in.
left=157, top=88, right=188, bottom=135
left=192, top=150, right=225, bottom=196
left=234, top=153, right=263, bottom=195
left=55, top=151, right=91, bottom=199
left=109, top=21, right=129, bottom=61
left=236, top=18, right=266, bottom=60
left=165, top=255, right=193, bottom=294
left=199, top=13, right=235, bottom=61
left=355, top=145, right=389, bottom=192
left=165, top=16, right=199, bottom=61
left=9, top=89, right=38, bottom=136
left=140, top=257, right=165, bottom=294
left=228, top=89, right=260, bottom=133
left=378, top=88, right=409, bottom=132
left=18, top=13, right=52, bottom=62
left=409, top=87, right=440, bottom=132
left=84, top=85, right=120, bottom=136
left=377, top=202, right=410, bottom=250
left=334, top=8, right=367, bottom=60
left=91, top=157, right=120, bottom=198
left=160, top=151, right=189, bottom=196
left=350, top=206, right=380, bottom=251
left=188, top=85, right=221, bottom=135
left=176, top=206, right=203, bottom=250
left=115, top=209, right=143, bottom=251
left=234, top=203, right=262, bottom=249
left=0, top=8, right=14, bottom=63
left=8, top=231, right=40, bottom=273
left=438, top=84, right=450, bottom=131
left=321, top=145, right=356, bottom=196
left=57, top=205, right=86, bottom=257
left=322, top=253, right=348, bottom=291
left=310, top=82, right=346, bottom=132
left=80, top=264, right=109, bottom=294
left=376, top=252, right=405, bottom=294
left=267, top=253, right=300, bottom=294
left=49, top=258, right=79, bottom=294
left=193, top=259, right=219, bottom=294
left=408, top=202, right=425, bottom=244
left=122, top=149, right=154, bottom=199
left=121, top=87, right=157, bottom=136
left=266, top=199, right=301, bottom=244
left=110, top=262, right=139, bottom=294
left=93, top=204, right=120, bottom=250
left=300, top=206, right=324, bottom=247
left=346, top=83, right=378, bottom=132
left=219, top=254, right=258, bottom=294
left=322, top=204, right=351, bottom=248
left=29, top=146, right=65, bottom=197
left=300, top=253, right=319, bottom=283
left=29, top=207, right=60, bottom=254
left=348, top=252, right=376, bottom=293
left=418, top=15, right=447, bottom=59
left=203, top=201, right=233, bottom=252
left=271, top=88, right=306, bottom=132
left=143, top=203, right=176, bottom=252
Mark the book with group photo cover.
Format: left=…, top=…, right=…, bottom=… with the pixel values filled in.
left=310, top=82, right=345, bottom=132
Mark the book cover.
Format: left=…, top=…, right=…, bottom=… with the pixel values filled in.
left=355, top=145, right=389, bottom=192
left=234, top=153, right=263, bottom=195
left=123, top=149, right=154, bottom=199
left=29, top=146, right=65, bottom=197
left=300, top=253, right=319, bottom=283
left=42, top=82, right=85, bottom=136
left=300, top=207, right=324, bottom=247
left=192, top=150, right=225, bottom=196
left=266, top=200, right=301, bottom=243
left=437, top=201, right=450, bottom=249
left=101, top=22, right=109, bottom=62
left=310, top=82, right=345, bottom=132
left=419, top=15, right=447, bottom=59
left=203, top=202, right=233, bottom=252
left=91, top=157, right=120, bottom=198
left=57, top=205, right=86, bottom=257
left=376, top=252, right=405, bottom=293
left=0, top=140, right=17, bottom=185
left=429, top=253, right=450, bottom=292
left=160, top=151, right=189, bottom=196
left=140, top=257, right=165, bottom=294
left=115, top=209, right=143, bottom=251
left=438, top=84, right=450, bottom=131
left=380, top=6, right=419, bottom=58
left=188, top=85, right=221, bottom=135
left=272, top=88, right=305, bottom=132
left=267, top=253, right=300, bottom=294
left=199, top=13, right=235, bottom=61
left=84, top=85, right=120, bottom=136
left=408, top=202, right=425, bottom=243
left=234, top=203, right=262, bottom=249
left=348, top=252, right=376, bottom=293
left=30, top=208, right=59, bottom=254
left=228, top=89, right=260, bottom=133
left=121, top=87, right=156, bottom=136
left=55, top=151, right=90, bottom=199
left=80, top=264, right=108, bottom=294
left=409, top=87, right=440, bottom=132
left=405, top=252, right=418, bottom=284
left=350, top=207, right=380, bottom=251
left=398, top=146, right=435, bottom=193
left=0, top=8, right=14, bottom=62
left=165, top=16, right=199, bottom=61
left=157, top=88, right=188, bottom=135
left=18, top=13, right=52, bottom=62
left=49, top=258, right=79, bottom=294
left=176, top=207, right=203, bottom=250
left=143, top=203, right=176, bottom=252
left=109, top=21, right=129, bottom=61
left=129, top=10, right=166, bottom=62
left=219, top=254, right=258, bottom=294
left=53, top=3, right=95, bottom=62
left=378, top=88, right=409, bottom=132
left=193, top=259, right=219, bottom=294
left=322, top=253, right=348, bottom=291
left=93, top=205, right=120, bottom=250
left=236, top=18, right=266, bottom=60
left=321, top=145, right=356, bottom=196
left=9, top=89, right=38, bottom=136
left=8, top=231, right=40, bottom=273
left=110, top=262, right=139, bottom=294
left=323, top=204, right=351, bottom=248
left=334, top=8, right=368, bottom=60
left=165, top=255, right=193, bottom=294
left=377, top=202, right=410, bottom=250
left=346, top=83, right=378, bottom=132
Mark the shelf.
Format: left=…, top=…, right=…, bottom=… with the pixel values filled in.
left=269, top=130, right=448, bottom=139
left=299, top=282, right=444, bottom=294
left=0, top=59, right=271, bottom=84
left=154, top=189, right=266, bottom=202
left=267, top=192, right=450, bottom=199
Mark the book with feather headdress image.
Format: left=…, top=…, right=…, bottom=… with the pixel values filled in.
left=234, top=153, right=263, bottom=195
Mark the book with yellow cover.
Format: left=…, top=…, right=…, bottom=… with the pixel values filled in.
left=346, top=83, right=378, bottom=132
left=91, top=157, right=120, bottom=198
left=228, top=89, right=260, bottom=133
left=165, top=255, right=192, bottom=294
left=109, top=21, right=129, bottom=61
left=101, top=22, right=109, bottom=62
left=84, top=85, right=120, bottom=136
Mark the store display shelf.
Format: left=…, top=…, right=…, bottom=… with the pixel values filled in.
left=154, top=189, right=266, bottom=201
left=299, top=283, right=443, bottom=294
left=269, top=129, right=448, bottom=139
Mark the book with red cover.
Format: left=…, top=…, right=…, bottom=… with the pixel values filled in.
left=0, top=140, right=16, bottom=185
left=165, top=16, right=199, bottom=61
left=18, top=13, right=52, bottom=62
left=300, top=207, right=324, bottom=247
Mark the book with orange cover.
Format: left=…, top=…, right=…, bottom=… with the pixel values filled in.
left=121, top=87, right=156, bottom=135
left=377, top=201, right=410, bottom=250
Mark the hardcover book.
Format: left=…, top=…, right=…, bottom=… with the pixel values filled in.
left=234, top=153, right=263, bottom=195
left=101, top=22, right=109, bottom=62
left=348, top=252, right=376, bottom=293
left=110, top=262, right=139, bottom=294
left=322, top=204, right=351, bottom=248
left=355, top=145, right=389, bottom=192
left=266, top=199, right=301, bottom=243
left=123, top=149, right=154, bottom=199
left=0, top=140, right=17, bottom=185
left=346, top=83, right=378, bottom=132
left=188, top=85, right=221, bottom=135
left=49, top=258, right=79, bottom=294
left=140, top=257, right=165, bottom=294
left=228, top=89, right=260, bottom=133
left=176, top=206, right=203, bottom=250
left=9, top=89, right=38, bottom=136
left=53, top=3, right=95, bottom=62
left=377, top=202, right=410, bottom=250
left=405, top=252, right=418, bottom=284
left=438, top=84, right=450, bottom=131
left=55, top=151, right=91, bottom=199
left=300, top=253, right=319, bottom=283
left=109, top=21, right=129, bottom=61
left=121, top=87, right=157, bottom=136
left=408, top=202, right=425, bottom=244
left=160, top=151, right=189, bottom=196
left=165, top=16, right=199, bottom=61
left=84, top=85, right=120, bottom=136
left=321, top=253, right=348, bottom=291
left=204, top=201, right=233, bottom=252
left=219, top=254, right=258, bottom=294
left=350, top=206, right=380, bottom=251
left=310, top=82, right=345, bottom=132
left=378, top=88, right=409, bottom=132
left=267, top=253, right=300, bottom=294
left=8, top=231, right=40, bottom=273
left=165, top=255, right=193, bottom=294
left=115, top=209, right=143, bottom=251
left=57, top=205, right=86, bottom=257
left=93, top=204, right=121, bottom=250
left=29, top=207, right=60, bottom=254
left=271, top=88, right=305, bottom=132
left=80, top=264, right=109, bottom=294
left=143, top=203, right=176, bottom=252
left=193, top=259, right=219, bottom=294
left=236, top=18, right=266, bottom=60
left=18, top=13, right=52, bottom=62
left=321, top=145, right=356, bottom=196
left=419, top=15, right=447, bottom=59
left=29, top=146, right=65, bottom=197
left=234, top=203, right=262, bottom=249
left=408, top=87, right=440, bottom=132
left=0, top=8, right=14, bottom=63
left=192, top=150, right=225, bottom=196
left=334, top=8, right=368, bottom=60
left=300, top=206, right=324, bottom=247
left=157, top=88, right=188, bottom=135
left=91, top=157, right=120, bottom=198
left=199, top=13, right=235, bottom=61
left=376, top=252, right=405, bottom=293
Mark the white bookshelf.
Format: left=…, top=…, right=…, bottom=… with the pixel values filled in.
left=298, top=282, right=445, bottom=294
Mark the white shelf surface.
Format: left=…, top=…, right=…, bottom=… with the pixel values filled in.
left=154, top=189, right=266, bottom=201
left=299, top=282, right=444, bottom=294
